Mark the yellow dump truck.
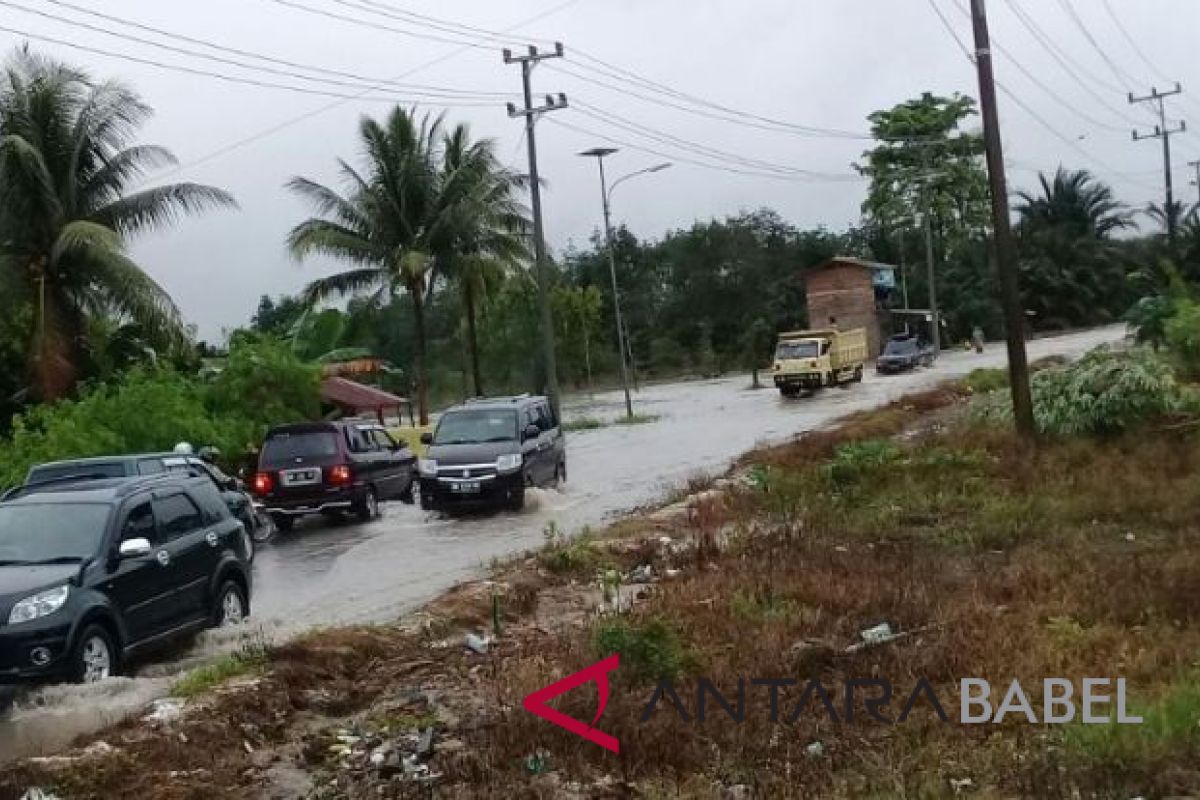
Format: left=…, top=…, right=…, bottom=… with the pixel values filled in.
left=771, top=328, right=868, bottom=396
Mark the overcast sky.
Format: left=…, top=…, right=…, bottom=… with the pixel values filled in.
left=4, top=0, right=1199, bottom=340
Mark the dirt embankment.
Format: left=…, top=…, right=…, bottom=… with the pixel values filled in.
left=6, top=383, right=1200, bottom=799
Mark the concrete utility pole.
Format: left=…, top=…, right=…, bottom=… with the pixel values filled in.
left=1130, top=83, right=1186, bottom=240
left=505, top=43, right=567, bottom=417
left=1189, top=159, right=1200, bottom=205
left=969, top=0, right=1035, bottom=439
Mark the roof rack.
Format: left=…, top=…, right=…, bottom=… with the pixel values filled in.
left=465, top=393, right=532, bottom=405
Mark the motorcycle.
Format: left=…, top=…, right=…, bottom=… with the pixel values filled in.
left=249, top=499, right=276, bottom=544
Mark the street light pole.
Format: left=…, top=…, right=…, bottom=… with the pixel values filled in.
left=579, top=148, right=671, bottom=419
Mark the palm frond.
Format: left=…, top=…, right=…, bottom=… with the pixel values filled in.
left=92, top=182, right=237, bottom=237
left=302, top=267, right=386, bottom=304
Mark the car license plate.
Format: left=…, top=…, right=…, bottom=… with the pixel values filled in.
left=282, top=468, right=321, bottom=487
left=452, top=481, right=481, bottom=494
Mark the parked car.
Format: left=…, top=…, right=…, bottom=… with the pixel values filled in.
left=0, top=473, right=252, bottom=685
left=10, top=453, right=265, bottom=557
left=251, top=420, right=416, bottom=531
left=876, top=333, right=937, bottom=375
left=418, top=395, right=566, bottom=512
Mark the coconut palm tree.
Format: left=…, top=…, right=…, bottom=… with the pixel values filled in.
left=0, top=48, right=236, bottom=400
left=287, top=108, right=447, bottom=424
left=434, top=125, right=530, bottom=397
left=287, top=108, right=531, bottom=420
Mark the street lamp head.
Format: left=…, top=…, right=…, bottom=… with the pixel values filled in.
left=580, top=147, right=619, bottom=159
left=647, top=162, right=673, bottom=173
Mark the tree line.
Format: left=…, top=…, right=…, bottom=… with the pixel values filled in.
left=2, top=47, right=1198, bottom=442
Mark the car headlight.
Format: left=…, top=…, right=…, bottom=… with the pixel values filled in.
left=496, top=453, right=523, bottom=473
left=8, top=585, right=70, bottom=625
left=418, top=458, right=438, bottom=477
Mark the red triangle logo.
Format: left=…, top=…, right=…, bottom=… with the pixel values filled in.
left=523, top=654, right=620, bottom=754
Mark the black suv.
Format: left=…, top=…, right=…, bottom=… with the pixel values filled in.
left=0, top=474, right=252, bottom=685
left=252, top=420, right=416, bottom=530
left=418, top=395, right=566, bottom=512
left=10, top=453, right=261, bottom=552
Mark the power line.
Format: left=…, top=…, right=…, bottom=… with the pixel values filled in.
left=35, top=0, right=512, bottom=99
left=547, top=116, right=866, bottom=185
left=0, top=21, right=498, bottom=106
left=1054, top=0, right=1140, bottom=90
left=268, top=0, right=492, bottom=50
left=1100, top=0, right=1175, bottom=85
left=572, top=101, right=859, bottom=181
left=147, top=0, right=583, bottom=181
left=329, top=0, right=554, bottom=48
left=924, top=0, right=1157, bottom=191
left=999, top=0, right=1147, bottom=126
left=3, top=0, right=510, bottom=101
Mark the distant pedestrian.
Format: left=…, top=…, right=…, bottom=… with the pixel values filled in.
left=972, top=326, right=985, bottom=354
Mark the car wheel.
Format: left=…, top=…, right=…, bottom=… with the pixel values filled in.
left=272, top=514, right=294, bottom=533
left=355, top=487, right=379, bottom=522
left=853, top=365, right=864, bottom=383
left=398, top=480, right=415, bottom=505
left=555, top=460, right=567, bottom=486
left=71, top=625, right=117, bottom=684
left=213, top=580, right=248, bottom=628
left=508, top=486, right=526, bottom=512
left=251, top=511, right=276, bottom=544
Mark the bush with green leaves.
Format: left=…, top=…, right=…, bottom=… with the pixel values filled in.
left=0, top=338, right=321, bottom=489
left=820, top=440, right=903, bottom=486
left=1165, top=298, right=1200, bottom=379
left=594, top=619, right=694, bottom=682
left=973, top=348, right=1192, bottom=436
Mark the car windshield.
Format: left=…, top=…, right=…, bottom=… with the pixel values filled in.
left=884, top=339, right=919, bottom=356
left=776, top=341, right=819, bottom=359
left=262, top=431, right=338, bottom=462
left=433, top=410, right=519, bottom=445
left=0, top=503, right=110, bottom=565
left=27, top=462, right=128, bottom=485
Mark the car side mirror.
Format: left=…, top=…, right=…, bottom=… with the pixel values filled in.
left=420, top=432, right=433, bottom=446
left=524, top=424, right=541, bottom=441
left=119, top=538, right=152, bottom=559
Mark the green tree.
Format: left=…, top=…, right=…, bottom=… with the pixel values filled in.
left=433, top=125, right=530, bottom=397
left=287, top=108, right=523, bottom=422
left=857, top=93, right=989, bottom=242
left=251, top=294, right=306, bottom=335
left=0, top=48, right=235, bottom=400
left=1015, top=168, right=1134, bottom=327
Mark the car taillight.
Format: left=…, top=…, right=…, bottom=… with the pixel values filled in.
left=252, top=472, right=273, bottom=495
left=329, top=464, right=353, bottom=486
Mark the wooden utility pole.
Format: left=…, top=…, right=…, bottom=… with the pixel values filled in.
left=969, top=0, right=1035, bottom=438
left=1130, top=83, right=1186, bottom=241
left=505, top=44, right=567, bottom=417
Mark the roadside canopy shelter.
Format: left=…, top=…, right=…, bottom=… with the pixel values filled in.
left=319, top=377, right=413, bottom=426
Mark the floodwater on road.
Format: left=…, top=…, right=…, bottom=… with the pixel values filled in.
left=0, top=326, right=1124, bottom=762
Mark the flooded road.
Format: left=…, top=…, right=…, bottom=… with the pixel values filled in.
left=0, top=326, right=1123, bottom=761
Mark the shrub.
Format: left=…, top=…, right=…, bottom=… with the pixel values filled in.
left=593, top=619, right=693, bottom=682
left=0, top=337, right=322, bottom=489
left=1165, top=298, right=1200, bottom=379
left=963, top=368, right=1008, bottom=394
left=820, top=439, right=903, bottom=486
left=973, top=349, right=1192, bottom=436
